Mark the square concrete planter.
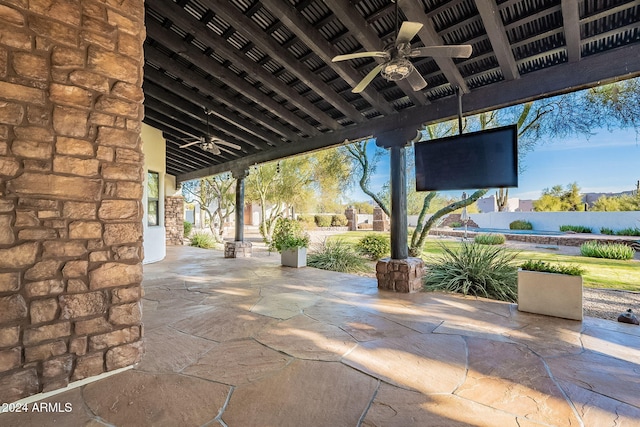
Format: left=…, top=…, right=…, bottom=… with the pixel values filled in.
left=517, top=270, right=583, bottom=320
left=281, top=247, right=306, bottom=268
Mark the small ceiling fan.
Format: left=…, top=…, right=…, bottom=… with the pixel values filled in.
left=331, top=1, right=472, bottom=93
left=179, top=109, right=241, bottom=155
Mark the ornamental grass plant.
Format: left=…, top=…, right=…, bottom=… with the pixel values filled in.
left=474, top=233, right=506, bottom=245
left=423, top=243, right=519, bottom=302
left=189, top=231, right=217, bottom=249
left=580, top=241, right=635, bottom=260
left=307, top=238, right=369, bottom=273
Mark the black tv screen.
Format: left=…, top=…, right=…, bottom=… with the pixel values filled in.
left=414, top=125, right=518, bottom=191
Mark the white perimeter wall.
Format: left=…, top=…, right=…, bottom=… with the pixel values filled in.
left=141, top=124, right=166, bottom=264
left=408, top=211, right=640, bottom=233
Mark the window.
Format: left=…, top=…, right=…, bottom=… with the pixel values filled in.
left=147, top=171, right=159, bottom=226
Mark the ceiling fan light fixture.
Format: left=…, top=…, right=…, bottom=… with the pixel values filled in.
left=381, top=59, right=413, bottom=82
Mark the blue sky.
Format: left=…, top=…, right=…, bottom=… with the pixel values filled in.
left=345, top=127, right=640, bottom=202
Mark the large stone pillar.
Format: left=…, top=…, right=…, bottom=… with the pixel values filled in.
left=0, top=0, right=145, bottom=402
left=165, top=196, right=184, bottom=245
left=375, top=129, right=425, bottom=293
left=344, top=206, right=357, bottom=231
left=225, top=169, right=251, bottom=258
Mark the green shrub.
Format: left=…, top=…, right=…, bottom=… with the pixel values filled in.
left=296, top=214, right=315, bottom=226
left=509, top=220, right=533, bottom=230
left=314, top=214, right=332, bottom=227
left=331, top=214, right=348, bottom=227
left=580, top=241, right=635, bottom=260
left=190, top=231, right=217, bottom=249
left=600, top=227, right=615, bottom=235
left=356, top=234, right=390, bottom=260
left=560, top=225, right=592, bottom=233
left=615, top=227, right=640, bottom=236
left=423, top=243, right=519, bottom=302
left=520, top=259, right=584, bottom=276
left=449, top=221, right=463, bottom=228
left=270, top=218, right=310, bottom=253
left=474, top=233, right=506, bottom=245
left=307, top=239, right=369, bottom=273
left=183, top=221, right=193, bottom=236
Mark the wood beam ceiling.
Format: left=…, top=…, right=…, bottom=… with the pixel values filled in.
left=474, top=0, right=520, bottom=80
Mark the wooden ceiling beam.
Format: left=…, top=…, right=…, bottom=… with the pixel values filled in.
left=323, top=0, right=430, bottom=106
left=145, top=18, right=319, bottom=137
left=177, top=42, right=640, bottom=182
left=147, top=0, right=340, bottom=132
left=561, top=0, right=581, bottom=62
left=260, top=0, right=395, bottom=116
left=474, top=0, right=520, bottom=80
left=144, top=82, right=272, bottom=151
left=144, top=67, right=282, bottom=147
left=144, top=107, right=240, bottom=162
left=400, top=0, right=470, bottom=93
left=144, top=45, right=300, bottom=142
left=199, top=0, right=366, bottom=124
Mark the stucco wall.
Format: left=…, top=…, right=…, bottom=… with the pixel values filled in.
left=141, top=124, right=166, bottom=263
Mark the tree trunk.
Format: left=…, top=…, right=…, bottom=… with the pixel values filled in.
left=408, top=189, right=488, bottom=257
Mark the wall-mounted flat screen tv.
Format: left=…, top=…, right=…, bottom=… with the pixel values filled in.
left=415, top=125, right=518, bottom=191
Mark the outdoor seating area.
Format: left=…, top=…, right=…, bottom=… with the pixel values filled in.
left=3, top=245, right=639, bottom=426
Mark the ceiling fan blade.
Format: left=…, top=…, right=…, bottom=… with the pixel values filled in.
left=396, top=21, right=423, bottom=45
left=332, top=51, right=388, bottom=62
left=209, top=144, right=221, bottom=155
left=179, top=140, right=200, bottom=149
left=215, top=140, right=242, bottom=150
left=352, top=63, right=384, bottom=93
left=409, top=45, right=473, bottom=59
left=405, top=68, right=428, bottom=92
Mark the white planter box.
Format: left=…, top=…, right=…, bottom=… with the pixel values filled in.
left=517, top=270, right=583, bottom=321
left=281, top=247, right=306, bottom=268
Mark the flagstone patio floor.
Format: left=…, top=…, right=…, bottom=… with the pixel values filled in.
left=3, top=245, right=640, bottom=426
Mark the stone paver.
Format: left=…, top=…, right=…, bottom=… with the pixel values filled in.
left=3, top=245, right=640, bottom=427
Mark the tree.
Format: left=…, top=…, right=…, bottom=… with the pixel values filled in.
left=245, top=148, right=353, bottom=241
left=533, top=182, right=585, bottom=211
left=182, top=174, right=235, bottom=239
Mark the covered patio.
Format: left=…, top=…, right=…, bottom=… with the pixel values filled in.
left=3, top=245, right=639, bottom=426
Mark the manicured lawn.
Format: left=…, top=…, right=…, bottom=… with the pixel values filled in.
left=330, top=232, right=640, bottom=292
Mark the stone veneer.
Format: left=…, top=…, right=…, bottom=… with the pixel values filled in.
left=376, top=258, right=425, bottom=293
left=0, top=0, right=145, bottom=402
left=372, top=206, right=389, bottom=232
left=164, top=196, right=184, bottom=246
left=344, top=207, right=357, bottom=231
left=224, top=241, right=252, bottom=258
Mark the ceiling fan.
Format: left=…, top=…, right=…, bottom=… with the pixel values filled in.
left=331, top=2, right=472, bottom=93
left=178, top=109, right=242, bottom=155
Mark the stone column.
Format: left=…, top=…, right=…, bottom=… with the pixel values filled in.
left=225, top=169, right=251, bottom=258
left=165, top=196, right=184, bottom=245
left=0, top=0, right=145, bottom=402
left=374, top=129, right=425, bottom=293
left=344, top=206, right=357, bottom=231
left=372, top=206, right=389, bottom=232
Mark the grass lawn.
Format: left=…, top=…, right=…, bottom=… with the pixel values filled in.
left=330, top=232, right=640, bottom=292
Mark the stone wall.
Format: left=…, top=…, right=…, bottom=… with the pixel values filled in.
left=0, top=0, right=145, bottom=402
left=165, top=196, right=184, bottom=246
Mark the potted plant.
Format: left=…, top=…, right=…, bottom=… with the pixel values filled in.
left=270, top=217, right=310, bottom=268
left=517, top=260, right=584, bottom=321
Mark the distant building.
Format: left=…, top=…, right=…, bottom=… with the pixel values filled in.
left=477, top=195, right=534, bottom=212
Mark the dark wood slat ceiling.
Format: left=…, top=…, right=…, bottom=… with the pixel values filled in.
left=143, top=0, right=640, bottom=181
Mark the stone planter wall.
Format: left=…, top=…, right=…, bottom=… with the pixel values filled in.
left=165, top=196, right=184, bottom=245
left=0, top=0, right=145, bottom=402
